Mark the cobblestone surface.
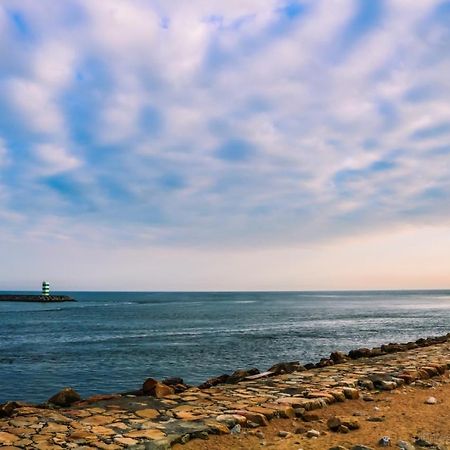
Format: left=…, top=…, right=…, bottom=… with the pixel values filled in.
left=1, top=339, right=449, bottom=449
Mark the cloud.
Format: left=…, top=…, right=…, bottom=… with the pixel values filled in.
left=0, top=0, right=450, bottom=257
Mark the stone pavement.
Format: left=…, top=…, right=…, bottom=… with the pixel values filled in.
left=0, top=337, right=449, bottom=449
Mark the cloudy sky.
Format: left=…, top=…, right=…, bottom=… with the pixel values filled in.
left=1, top=0, right=450, bottom=290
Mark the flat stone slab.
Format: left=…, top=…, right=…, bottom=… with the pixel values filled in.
left=0, top=339, right=449, bottom=449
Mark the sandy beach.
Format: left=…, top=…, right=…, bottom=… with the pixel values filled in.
left=176, top=375, right=450, bottom=450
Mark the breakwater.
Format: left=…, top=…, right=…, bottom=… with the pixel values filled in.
left=0, top=294, right=75, bottom=302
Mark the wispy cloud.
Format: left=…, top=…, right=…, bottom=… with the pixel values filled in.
left=1, top=0, right=450, bottom=288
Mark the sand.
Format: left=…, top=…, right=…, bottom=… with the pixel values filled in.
left=175, top=375, right=450, bottom=450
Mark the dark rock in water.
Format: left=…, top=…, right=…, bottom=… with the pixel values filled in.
left=268, top=361, right=305, bottom=375
left=172, top=383, right=189, bottom=393
left=368, top=347, right=384, bottom=357
left=381, top=343, right=404, bottom=353
left=48, top=387, right=81, bottom=406
left=315, top=358, right=334, bottom=368
left=143, top=377, right=158, bottom=394
left=198, top=374, right=230, bottom=389
left=228, top=368, right=260, bottom=384
left=304, top=363, right=315, bottom=370
left=162, top=377, right=183, bottom=386
left=348, top=348, right=372, bottom=359
left=0, top=401, right=21, bottom=417
left=330, top=351, right=348, bottom=364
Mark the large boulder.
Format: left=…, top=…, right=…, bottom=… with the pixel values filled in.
left=48, top=387, right=81, bottom=407
left=0, top=401, right=21, bottom=417
left=330, top=352, right=348, bottom=364
left=142, top=378, right=175, bottom=398
left=348, top=348, right=372, bottom=359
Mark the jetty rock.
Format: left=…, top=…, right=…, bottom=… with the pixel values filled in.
left=0, top=294, right=75, bottom=302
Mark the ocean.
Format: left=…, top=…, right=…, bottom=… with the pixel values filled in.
left=0, top=290, right=449, bottom=403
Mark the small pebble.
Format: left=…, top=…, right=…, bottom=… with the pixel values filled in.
left=397, top=441, right=415, bottom=450
left=230, top=424, right=241, bottom=435
left=367, top=416, right=384, bottom=422
left=425, top=396, right=437, bottom=404
left=306, top=429, right=320, bottom=438
left=378, top=436, right=391, bottom=447
left=277, top=430, right=291, bottom=438
left=414, top=437, right=433, bottom=447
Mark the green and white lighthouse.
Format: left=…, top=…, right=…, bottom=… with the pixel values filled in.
left=42, top=281, right=50, bottom=296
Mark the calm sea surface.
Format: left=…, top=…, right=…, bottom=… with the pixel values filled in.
left=0, top=290, right=449, bottom=403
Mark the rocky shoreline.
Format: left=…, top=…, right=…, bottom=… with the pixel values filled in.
left=0, top=295, right=75, bottom=303
left=0, top=333, right=449, bottom=449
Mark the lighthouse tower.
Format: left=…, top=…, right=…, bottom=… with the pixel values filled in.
left=42, top=281, right=50, bottom=296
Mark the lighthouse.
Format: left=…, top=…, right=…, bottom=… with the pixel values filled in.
left=42, top=281, right=50, bottom=296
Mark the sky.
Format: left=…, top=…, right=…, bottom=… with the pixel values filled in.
left=0, top=0, right=450, bottom=291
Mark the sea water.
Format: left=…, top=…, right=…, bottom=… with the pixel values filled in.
left=0, top=290, right=449, bottom=403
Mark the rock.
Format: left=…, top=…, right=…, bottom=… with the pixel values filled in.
left=294, top=425, right=307, bottom=434
left=378, top=436, right=391, bottom=447
left=232, top=410, right=269, bottom=426
left=306, top=429, right=320, bottom=438
left=162, top=377, right=183, bottom=386
left=228, top=368, right=260, bottom=384
left=216, top=414, right=238, bottom=427
left=367, top=416, right=384, bottom=422
left=0, top=431, right=20, bottom=444
left=330, top=351, right=348, bottom=364
left=48, top=387, right=81, bottom=406
left=142, top=378, right=175, bottom=398
left=378, top=380, right=397, bottom=391
left=142, top=377, right=158, bottom=394
left=348, top=348, right=372, bottom=359
left=268, top=361, right=304, bottom=375
left=301, top=412, right=320, bottom=422
left=328, top=416, right=360, bottom=432
left=154, top=382, right=175, bottom=398
left=135, top=408, right=159, bottom=419
left=255, top=431, right=265, bottom=439
left=329, top=447, right=349, bottom=450
left=327, top=416, right=342, bottom=431
left=0, top=401, right=21, bottom=418
left=358, top=379, right=375, bottom=390
left=425, top=396, right=437, bottom=404
left=198, top=373, right=230, bottom=389
left=278, top=431, right=291, bottom=438
left=230, top=424, right=241, bottom=435
left=343, top=388, right=360, bottom=399
left=315, top=357, right=334, bottom=368
left=397, top=441, right=415, bottom=450
left=351, top=446, right=375, bottom=450
left=414, top=437, right=434, bottom=447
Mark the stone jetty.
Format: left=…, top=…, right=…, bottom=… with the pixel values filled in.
left=0, top=295, right=74, bottom=303
left=0, top=334, right=449, bottom=449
